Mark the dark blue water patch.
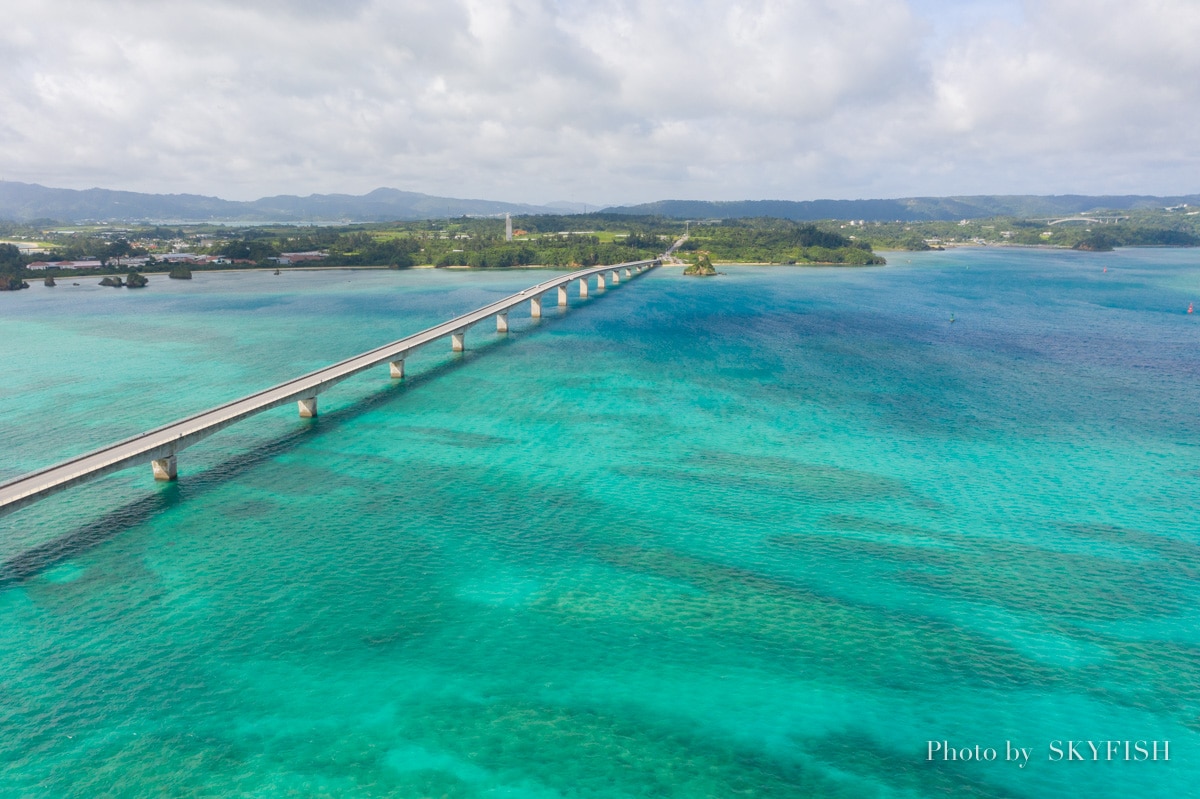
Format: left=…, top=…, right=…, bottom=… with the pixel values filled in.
left=587, top=264, right=1200, bottom=446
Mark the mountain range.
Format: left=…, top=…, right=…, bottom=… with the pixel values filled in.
left=0, top=182, right=558, bottom=224
left=604, top=195, right=1200, bottom=221
left=0, top=181, right=1196, bottom=224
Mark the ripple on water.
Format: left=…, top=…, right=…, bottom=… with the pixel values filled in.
left=2, top=256, right=1199, bottom=797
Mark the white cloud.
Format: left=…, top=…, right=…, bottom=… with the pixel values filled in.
left=1, top=0, right=1197, bottom=204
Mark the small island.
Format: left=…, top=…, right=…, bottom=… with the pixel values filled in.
left=97, top=272, right=148, bottom=288
left=168, top=265, right=193, bottom=280
left=683, top=252, right=718, bottom=276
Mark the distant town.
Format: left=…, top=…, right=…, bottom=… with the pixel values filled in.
left=25, top=250, right=330, bottom=271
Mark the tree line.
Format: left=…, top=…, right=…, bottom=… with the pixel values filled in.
left=0, top=243, right=27, bottom=290
left=680, top=219, right=885, bottom=265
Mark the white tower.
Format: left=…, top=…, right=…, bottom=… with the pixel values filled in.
left=505, top=213, right=513, bottom=242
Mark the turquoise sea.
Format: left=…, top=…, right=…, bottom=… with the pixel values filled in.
left=1, top=249, right=1197, bottom=798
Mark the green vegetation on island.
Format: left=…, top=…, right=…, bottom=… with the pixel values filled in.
left=0, top=243, right=29, bottom=290
left=678, top=219, right=885, bottom=265
left=845, top=207, right=1200, bottom=251
left=1, top=204, right=1198, bottom=287
left=200, top=219, right=664, bottom=269
left=168, top=265, right=193, bottom=279
left=0, top=214, right=884, bottom=275
left=683, top=253, right=717, bottom=276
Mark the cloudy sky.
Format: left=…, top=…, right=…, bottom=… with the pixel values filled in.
left=3, top=0, right=1197, bottom=205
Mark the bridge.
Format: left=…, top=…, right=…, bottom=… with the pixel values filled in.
left=1042, top=215, right=1129, bottom=226
left=0, top=259, right=660, bottom=519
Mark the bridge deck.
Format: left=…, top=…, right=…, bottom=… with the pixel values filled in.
left=0, top=260, right=659, bottom=518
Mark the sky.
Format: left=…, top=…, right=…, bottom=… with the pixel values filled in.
left=2, top=0, right=1198, bottom=206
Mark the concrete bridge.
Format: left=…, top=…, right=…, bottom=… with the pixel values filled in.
left=1042, top=215, right=1130, bottom=226
left=0, top=259, right=660, bottom=519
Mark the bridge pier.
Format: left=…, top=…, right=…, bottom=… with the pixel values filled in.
left=151, top=455, right=177, bottom=481
left=596, top=273, right=606, bottom=290
left=624, top=267, right=632, bottom=279
left=496, top=312, right=509, bottom=333
left=578, top=277, right=589, bottom=298
left=558, top=285, right=568, bottom=306
left=389, top=357, right=405, bottom=379
left=531, top=294, right=542, bottom=318
left=611, top=270, right=620, bottom=284
left=298, top=397, right=318, bottom=417
left=452, top=330, right=466, bottom=352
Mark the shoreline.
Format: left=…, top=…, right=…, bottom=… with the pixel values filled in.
left=874, top=241, right=1147, bottom=253
left=19, top=240, right=1183, bottom=285
left=25, top=262, right=592, bottom=280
